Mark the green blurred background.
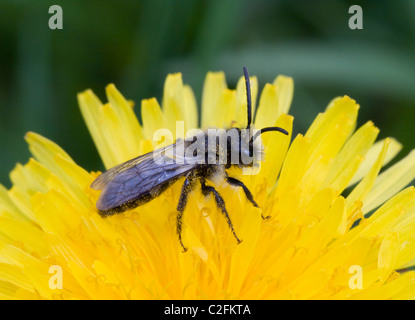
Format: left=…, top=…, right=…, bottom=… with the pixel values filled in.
left=1, top=0, right=414, bottom=187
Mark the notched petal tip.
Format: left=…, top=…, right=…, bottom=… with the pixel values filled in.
left=24, top=131, right=34, bottom=141
left=105, top=83, right=116, bottom=92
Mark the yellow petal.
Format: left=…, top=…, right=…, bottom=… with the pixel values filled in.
left=106, top=84, right=143, bottom=143
left=378, top=232, right=400, bottom=281
left=183, top=85, right=198, bottom=130
left=346, top=138, right=390, bottom=217
left=9, top=159, right=49, bottom=196
left=0, top=217, right=48, bottom=255
left=78, top=90, right=117, bottom=169
left=7, top=186, right=36, bottom=221
left=141, top=98, right=168, bottom=145
left=250, top=113, right=293, bottom=189
left=0, top=263, right=33, bottom=294
left=25, top=132, right=74, bottom=171
left=349, top=138, right=402, bottom=186
left=273, top=75, right=294, bottom=114
left=276, top=134, right=310, bottom=199
left=0, top=184, right=28, bottom=221
left=306, top=96, right=358, bottom=163
left=254, top=83, right=280, bottom=128
left=346, top=187, right=415, bottom=242
left=213, top=89, right=237, bottom=128
left=100, top=103, right=138, bottom=163
left=227, top=207, right=262, bottom=297
left=363, top=150, right=415, bottom=213
left=162, top=73, right=185, bottom=132
left=201, top=71, right=227, bottom=128
left=323, top=121, right=379, bottom=193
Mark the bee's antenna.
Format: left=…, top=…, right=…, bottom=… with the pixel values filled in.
left=244, top=67, right=289, bottom=157
left=252, top=126, right=289, bottom=142
left=243, top=66, right=252, bottom=129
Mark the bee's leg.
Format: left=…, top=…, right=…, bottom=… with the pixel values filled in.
left=225, top=174, right=270, bottom=220
left=200, top=178, right=242, bottom=244
left=176, top=177, right=194, bottom=253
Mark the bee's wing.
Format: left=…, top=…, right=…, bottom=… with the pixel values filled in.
left=91, top=141, right=198, bottom=211
left=91, top=141, right=182, bottom=190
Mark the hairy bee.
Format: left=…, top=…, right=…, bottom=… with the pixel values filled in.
left=91, top=67, right=289, bottom=252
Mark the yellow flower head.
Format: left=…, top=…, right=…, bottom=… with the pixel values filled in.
left=1, top=70, right=415, bottom=300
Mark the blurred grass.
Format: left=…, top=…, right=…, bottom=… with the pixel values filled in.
left=0, top=0, right=414, bottom=187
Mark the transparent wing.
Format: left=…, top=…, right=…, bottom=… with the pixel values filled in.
left=91, top=140, right=185, bottom=190
left=91, top=140, right=198, bottom=211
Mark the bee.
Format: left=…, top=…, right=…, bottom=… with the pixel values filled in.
left=91, top=67, right=289, bottom=252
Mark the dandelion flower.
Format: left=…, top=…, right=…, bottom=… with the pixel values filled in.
left=1, top=71, right=415, bottom=300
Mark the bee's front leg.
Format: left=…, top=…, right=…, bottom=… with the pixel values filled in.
left=225, top=173, right=269, bottom=220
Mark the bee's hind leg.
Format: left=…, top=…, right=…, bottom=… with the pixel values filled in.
left=225, top=174, right=270, bottom=220
left=176, top=177, right=195, bottom=253
left=200, top=178, right=242, bottom=244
